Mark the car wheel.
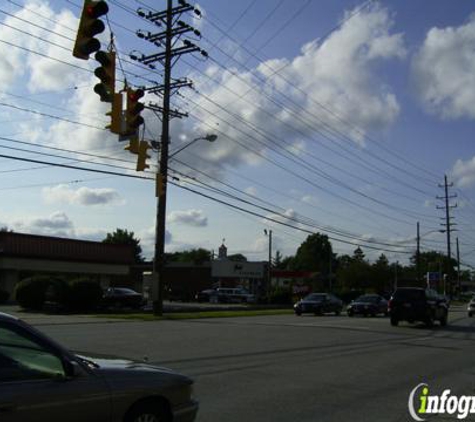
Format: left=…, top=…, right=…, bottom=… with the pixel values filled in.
left=295, top=310, right=302, bottom=316
left=390, top=316, right=399, bottom=326
left=425, top=315, right=434, bottom=327
left=469, top=312, right=473, bottom=318
left=125, top=401, right=171, bottom=422
left=347, top=310, right=354, bottom=317
left=335, top=309, right=341, bottom=316
left=440, top=311, right=448, bottom=327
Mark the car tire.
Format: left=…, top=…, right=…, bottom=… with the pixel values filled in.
left=335, top=309, right=341, bottom=316
left=390, top=316, right=399, bottom=326
left=440, top=311, right=448, bottom=327
left=125, top=400, right=171, bottom=422
left=295, top=310, right=302, bottom=316
left=347, top=310, right=354, bottom=317
left=469, top=312, right=473, bottom=318
left=425, top=316, right=434, bottom=327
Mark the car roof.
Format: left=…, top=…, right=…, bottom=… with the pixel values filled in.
left=0, top=312, right=19, bottom=321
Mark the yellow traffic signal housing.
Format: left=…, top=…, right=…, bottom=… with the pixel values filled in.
left=125, top=88, right=145, bottom=135
left=106, top=93, right=123, bottom=134
left=136, top=140, right=151, bottom=172
left=124, top=137, right=139, bottom=154
left=94, top=51, right=115, bottom=103
left=73, top=0, right=109, bottom=60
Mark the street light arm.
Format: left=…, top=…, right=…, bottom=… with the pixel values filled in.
left=169, top=134, right=217, bottom=158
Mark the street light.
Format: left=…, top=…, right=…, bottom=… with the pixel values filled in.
left=264, top=229, right=272, bottom=298
left=153, top=133, right=217, bottom=316
left=169, top=134, right=217, bottom=158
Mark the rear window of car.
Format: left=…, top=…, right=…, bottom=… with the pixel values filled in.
left=393, top=289, right=425, bottom=300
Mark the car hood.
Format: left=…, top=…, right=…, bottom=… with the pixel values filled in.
left=76, top=353, right=192, bottom=384
left=350, top=301, right=376, bottom=307
left=297, top=299, right=324, bottom=305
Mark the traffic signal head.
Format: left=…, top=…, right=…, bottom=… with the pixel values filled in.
left=124, top=136, right=139, bottom=155
left=136, top=140, right=151, bottom=172
left=73, top=0, right=109, bottom=60
left=106, top=92, right=123, bottom=134
left=94, top=51, right=115, bottom=102
left=125, top=88, right=145, bottom=135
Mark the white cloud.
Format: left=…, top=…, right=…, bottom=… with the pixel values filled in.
left=302, top=195, right=319, bottom=206
left=43, top=184, right=123, bottom=206
left=13, top=211, right=75, bottom=237
left=451, top=156, right=475, bottom=188
left=244, top=186, right=258, bottom=196
left=171, top=2, right=405, bottom=179
left=168, top=209, right=208, bottom=227
left=412, top=15, right=475, bottom=120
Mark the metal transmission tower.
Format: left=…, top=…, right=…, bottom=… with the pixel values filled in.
left=132, top=0, right=207, bottom=315
left=436, top=174, right=457, bottom=296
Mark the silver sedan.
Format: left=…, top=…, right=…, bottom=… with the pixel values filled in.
left=0, top=312, right=198, bottom=422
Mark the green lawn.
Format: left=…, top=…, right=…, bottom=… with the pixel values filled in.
left=97, top=308, right=294, bottom=321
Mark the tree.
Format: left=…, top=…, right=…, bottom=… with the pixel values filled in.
left=293, top=233, right=333, bottom=275
left=167, top=248, right=211, bottom=264
left=103, top=228, right=144, bottom=263
left=228, top=253, right=248, bottom=262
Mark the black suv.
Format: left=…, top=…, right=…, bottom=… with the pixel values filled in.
left=388, top=287, right=448, bottom=327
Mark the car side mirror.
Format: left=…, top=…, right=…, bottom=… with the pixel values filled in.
left=64, top=359, right=81, bottom=379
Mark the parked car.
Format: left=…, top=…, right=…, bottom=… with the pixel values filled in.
left=0, top=312, right=198, bottom=422
left=294, top=293, right=343, bottom=316
left=211, top=287, right=256, bottom=304
left=195, top=289, right=216, bottom=303
left=347, top=294, right=388, bottom=317
left=468, top=296, right=475, bottom=317
left=102, top=287, right=145, bottom=309
left=388, top=287, right=448, bottom=327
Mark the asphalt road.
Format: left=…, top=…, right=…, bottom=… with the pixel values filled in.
left=15, top=308, right=475, bottom=422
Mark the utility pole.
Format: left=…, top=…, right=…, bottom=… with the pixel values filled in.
left=437, top=175, right=457, bottom=297
left=264, top=229, right=272, bottom=297
left=456, top=237, right=460, bottom=295
left=132, top=1, right=206, bottom=315
left=416, top=222, right=421, bottom=285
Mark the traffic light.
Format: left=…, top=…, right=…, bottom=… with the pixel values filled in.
left=73, top=0, right=109, bottom=60
left=124, top=136, right=139, bottom=154
left=106, top=92, right=123, bottom=134
left=136, top=140, right=151, bottom=171
left=125, top=88, right=145, bottom=135
left=94, top=51, right=115, bottom=102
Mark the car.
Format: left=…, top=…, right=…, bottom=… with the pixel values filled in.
left=347, top=294, right=388, bottom=317
left=103, top=287, right=145, bottom=309
left=468, top=296, right=475, bottom=317
left=211, top=287, right=256, bottom=304
left=0, top=312, right=198, bottom=422
left=294, top=293, right=343, bottom=316
left=194, top=289, right=216, bottom=303
left=388, top=287, right=449, bottom=327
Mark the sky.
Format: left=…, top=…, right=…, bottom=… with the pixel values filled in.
left=0, top=0, right=474, bottom=270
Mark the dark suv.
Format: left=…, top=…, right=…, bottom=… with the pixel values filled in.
left=388, top=287, right=448, bottom=327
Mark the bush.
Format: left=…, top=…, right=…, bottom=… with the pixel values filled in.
left=268, top=287, right=292, bottom=305
left=0, top=289, right=9, bottom=304
left=15, top=276, right=64, bottom=310
left=67, top=278, right=103, bottom=311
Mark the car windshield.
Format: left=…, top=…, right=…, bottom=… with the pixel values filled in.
left=112, top=288, right=137, bottom=295
left=304, top=294, right=326, bottom=301
left=394, top=289, right=425, bottom=300
left=356, top=295, right=379, bottom=303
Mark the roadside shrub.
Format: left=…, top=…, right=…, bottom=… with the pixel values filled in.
left=268, top=287, right=292, bottom=305
left=15, top=276, right=64, bottom=310
left=67, top=278, right=103, bottom=311
left=0, top=289, right=9, bottom=304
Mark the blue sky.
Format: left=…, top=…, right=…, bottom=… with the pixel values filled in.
left=0, top=0, right=474, bottom=270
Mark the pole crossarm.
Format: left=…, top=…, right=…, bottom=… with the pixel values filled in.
left=146, top=103, right=188, bottom=119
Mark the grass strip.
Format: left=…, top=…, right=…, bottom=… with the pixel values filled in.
left=96, top=308, right=293, bottom=321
